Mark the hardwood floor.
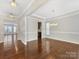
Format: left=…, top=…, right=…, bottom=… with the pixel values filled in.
left=27, top=38, right=79, bottom=59
left=0, top=40, right=25, bottom=59
left=0, top=43, right=4, bottom=59
left=0, top=38, right=79, bottom=59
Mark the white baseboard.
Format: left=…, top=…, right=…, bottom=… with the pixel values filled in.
left=46, top=36, right=79, bottom=45
left=27, top=39, right=37, bottom=42
left=21, top=39, right=37, bottom=45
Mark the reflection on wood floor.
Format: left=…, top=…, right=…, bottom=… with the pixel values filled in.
left=0, top=38, right=79, bottom=59
left=0, top=40, right=25, bottom=59
left=27, top=38, right=79, bottom=59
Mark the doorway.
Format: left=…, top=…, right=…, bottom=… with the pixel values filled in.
left=4, top=23, right=17, bottom=50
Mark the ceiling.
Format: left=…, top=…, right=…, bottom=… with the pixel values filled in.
left=31, top=0, right=79, bottom=19
left=0, top=0, right=49, bottom=19
left=1, top=0, right=79, bottom=20
left=0, top=0, right=34, bottom=19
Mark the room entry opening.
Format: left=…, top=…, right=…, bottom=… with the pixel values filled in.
left=4, top=23, right=17, bottom=49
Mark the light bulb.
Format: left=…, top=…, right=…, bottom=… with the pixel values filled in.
left=11, top=1, right=16, bottom=7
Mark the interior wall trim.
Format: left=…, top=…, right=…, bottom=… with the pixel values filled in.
left=18, top=0, right=49, bottom=20
left=46, top=37, right=79, bottom=45
left=48, top=9, right=79, bottom=21
left=50, top=31, right=79, bottom=35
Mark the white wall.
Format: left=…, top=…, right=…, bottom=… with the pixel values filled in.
left=17, top=16, right=26, bottom=44
left=26, top=16, right=38, bottom=41
left=0, top=17, right=4, bottom=43
left=18, top=16, right=43, bottom=44
left=45, top=14, right=79, bottom=44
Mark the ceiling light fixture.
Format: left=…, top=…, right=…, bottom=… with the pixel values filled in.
left=11, top=0, right=16, bottom=7
left=9, top=14, right=15, bottom=18
left=50, top=23, right=58, bottom=26
left=8, top=13, right=16, bottom=18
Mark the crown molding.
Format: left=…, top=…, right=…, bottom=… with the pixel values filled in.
left=29, top=9, right=79, bottom=21
left=49, top=9, right=79, bottom=20
left=17, top=0, right=49, bottom=20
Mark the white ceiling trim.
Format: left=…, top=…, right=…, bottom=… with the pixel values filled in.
left=17, top=0, right=49, bottom=20
left=30, top=15, right=44, bottom=20
left=51, top=9, right=79, bottom=19
left=20, top=0, right=35, bottom=17
left=45, top=9, right=79, bottom=21
left=26, top=0, right=49, bottom=16
left=31, top=0, right=79, bottom=20
left=29, top=9, right=79, bottom=21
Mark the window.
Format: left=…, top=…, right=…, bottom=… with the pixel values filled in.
left=4, top=24, right=17, bottom=49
